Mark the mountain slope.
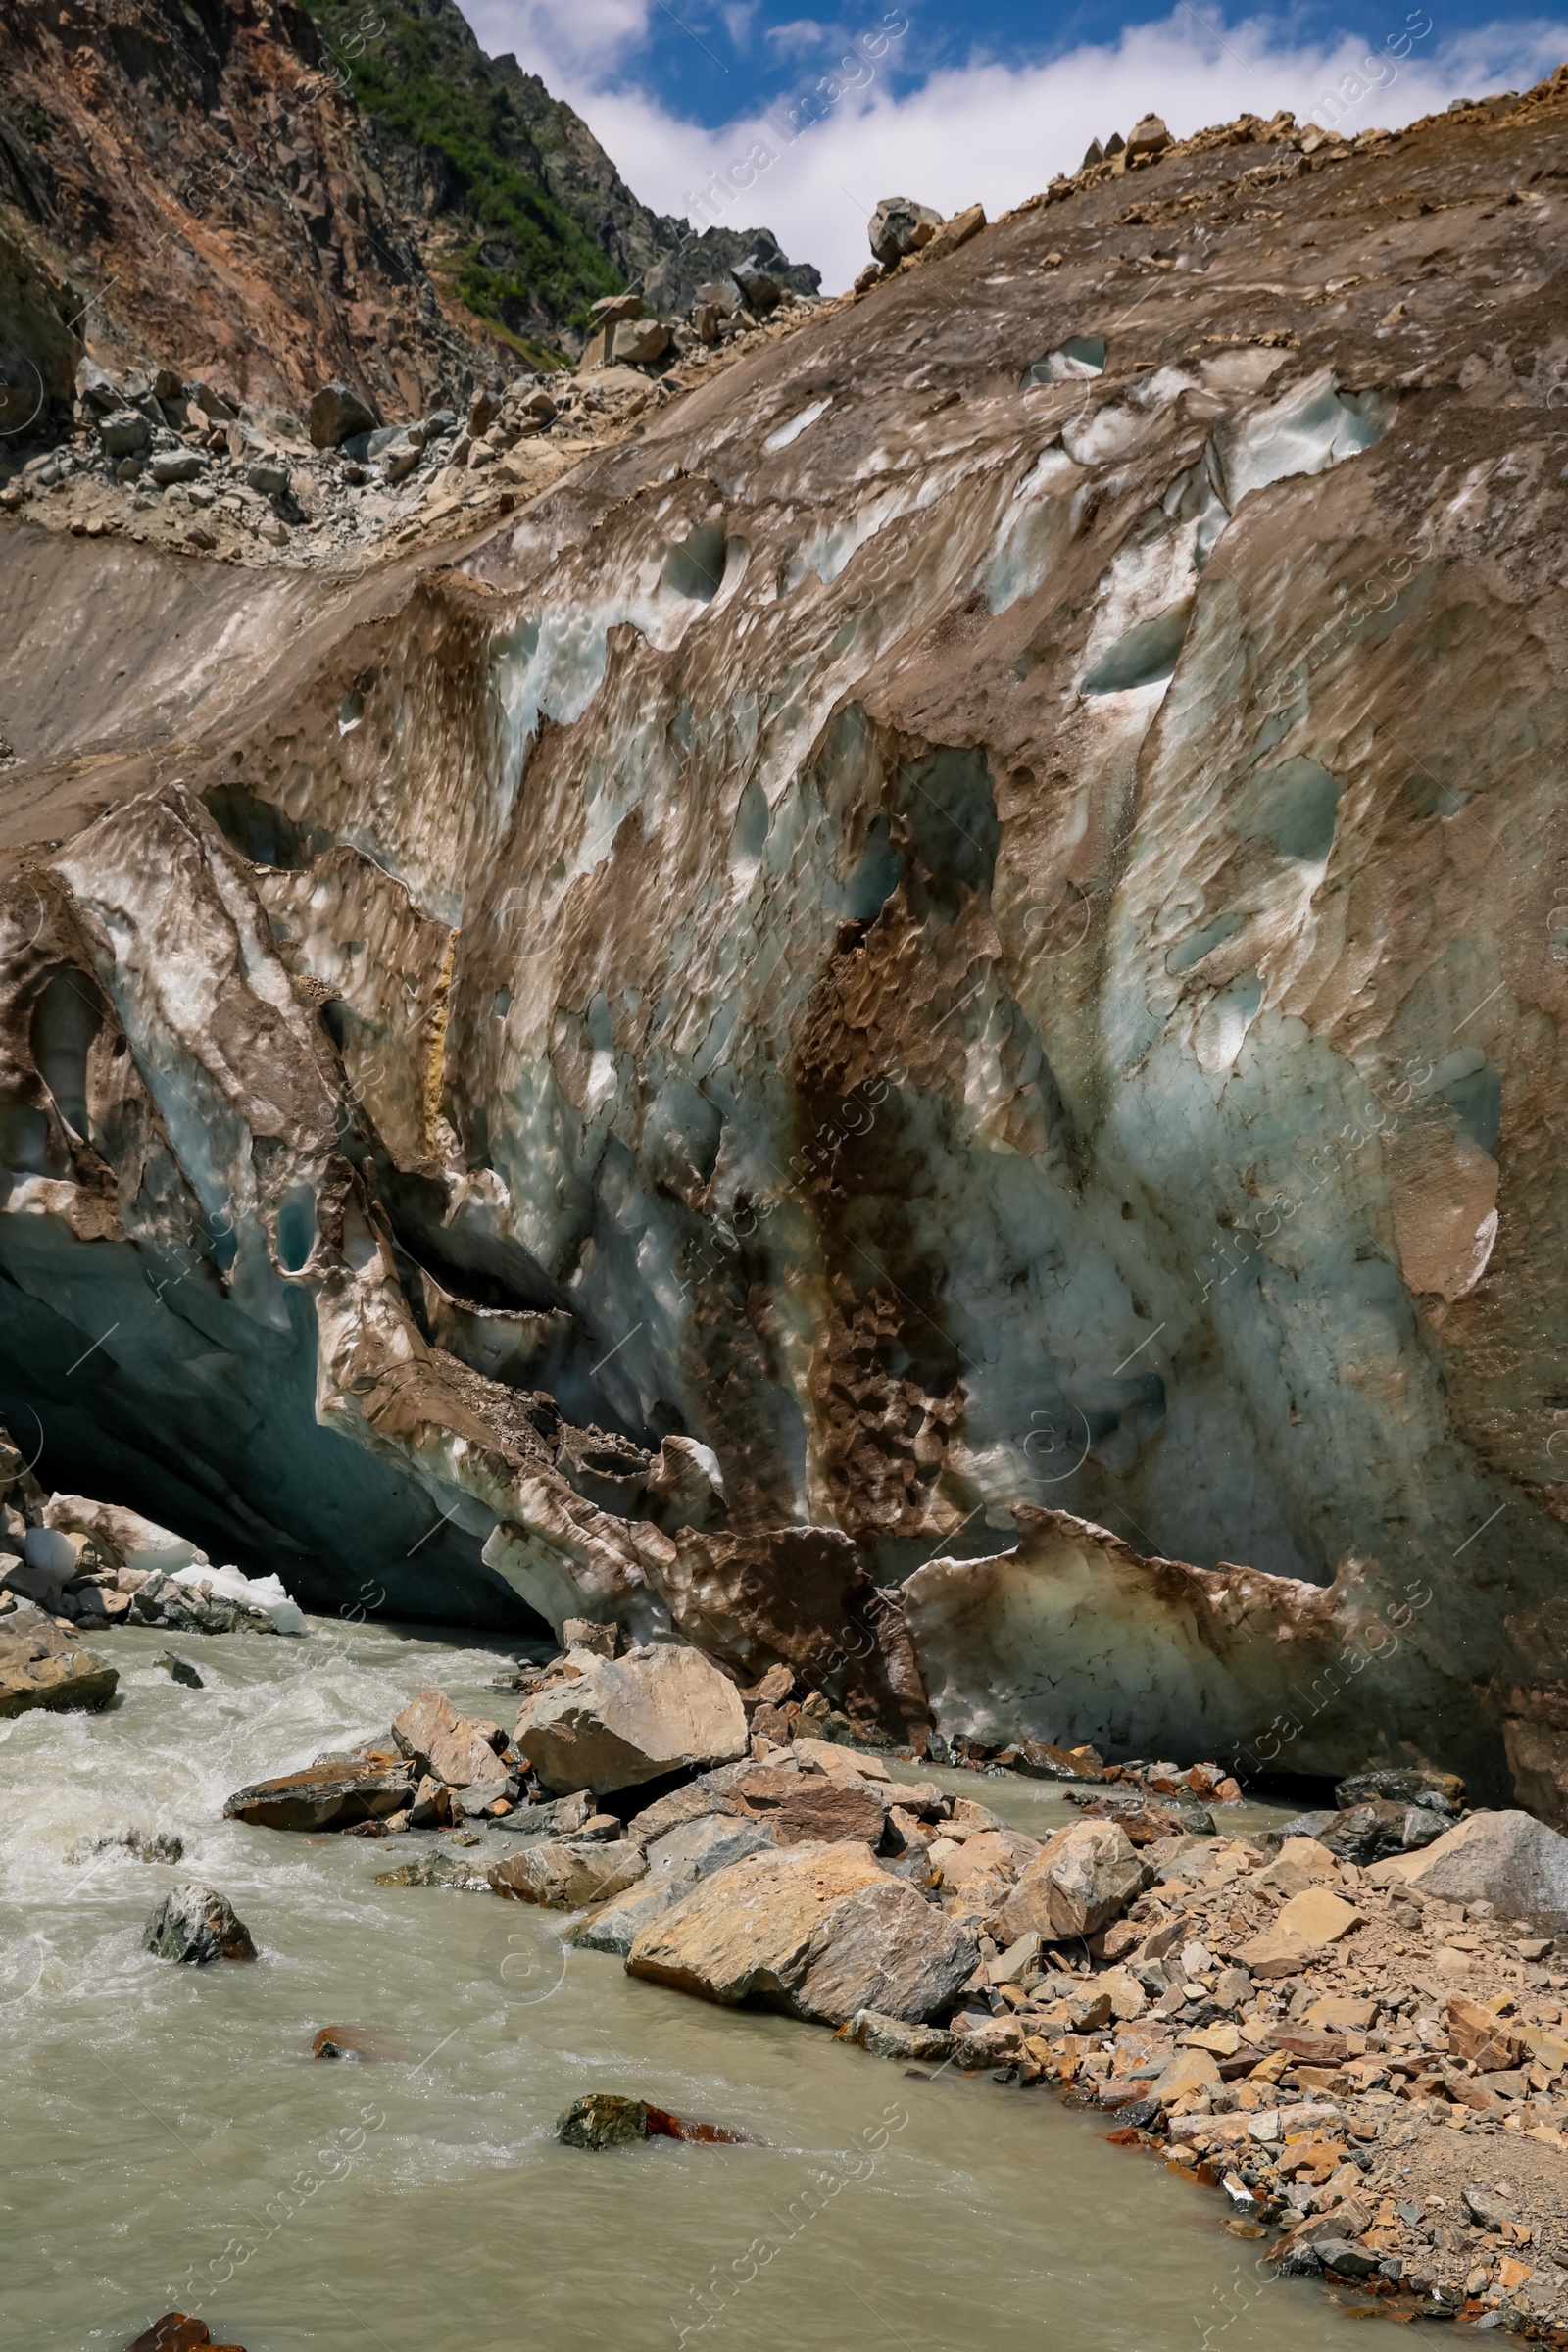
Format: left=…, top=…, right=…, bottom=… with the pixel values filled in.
left=0, top=0, right=817, bottom=411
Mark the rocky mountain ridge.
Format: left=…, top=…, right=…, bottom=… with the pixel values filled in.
left=0, top=0, right=816, bottom=423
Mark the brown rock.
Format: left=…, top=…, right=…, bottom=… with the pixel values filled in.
left=626, top=1840, right=976, bottom=2025
left=1234, top=1929, right=1317, bottom=1978
left=0, top=1606, right=118, bottom=1718
left=392, top=1688, right=498, bottom=1787
left=223, top=1756, right=413, bottom=1832
left=737, top=1773, right=886, bottom=1848
left=998, top=1820, right=1146, bottom=1941
left=489, top=1838, right=647, bottom=1909
left=514, top=1642, right=748, bottom=1795
left=921, top=204, right=987, bottom=267
left=1447, top=1994, right=1527, bottom=2070
left=127, top=2317, right=229, bottom=2352
left=311, top=2024, right=396, bottom=2061
left=1275, top=1886, right=1363, bottom=1942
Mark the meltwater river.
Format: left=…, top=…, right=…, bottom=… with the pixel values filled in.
left=4, top=1617, right=1358, bottom=2352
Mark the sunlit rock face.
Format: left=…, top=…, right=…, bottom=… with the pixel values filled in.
left=2, top=94, right=1565, bottom=1784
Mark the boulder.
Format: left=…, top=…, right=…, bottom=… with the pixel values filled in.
left=1446, top=1994, right=1528, bottom=2069
left=1367, top=1808, right=1568, bottom=1925
left=625, top=1839, right=976, bottom=2025
left=149, top=452, right=209, bottom=486
left=921, top=204, right=987, bottom=268
left=732, top=254, right=782, bottom=310
left=142, top=1883, right=257, bottom=1963
left=487, top=1838, right=648, bottom=1910
left=392, top=1688, right=501, bottom=1787
left=223, top=1755, right=413, bottom=1831
left=936, top=1827, right=1038, bottom=1921
left=868, top=196, right=942, bottom=269
left=558, top=2092, right=650, bottom=2148
left=127, top=2317, right=238, bottom=2352
left=555, top=2091, right=753, bottom=2147
left=1335, top=1766, right=1463, bottom=1812
left=1317, top=1797, right=1446, bottom=1864
left=0, top=1602, right=118, bottom=1717
left=246, top=459, right=292, bottom=498
left=1013, top=1739, right=1105, bottom=1782
left=514, top=1642, right=748, bottom=1794
left=97, top=408, right=151, bottom=457
left=610, top=320, right=671, bottom=367
left=309, top=380, right=378, bottom=448
left=732, top=1767, right=886, bottom=1848
left=589, top=293, right=646, bottom=324
left=836, top=2008, right=956, bottom=2064
left=997, top=1819, right=1146, bottom=1941
left=1126, top=112, right=1172, bottom=159
left=575, top=1811, right=774, bottom=1954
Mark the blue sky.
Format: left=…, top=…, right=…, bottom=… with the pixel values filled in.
left=460, top=0, right=1568, bottom=286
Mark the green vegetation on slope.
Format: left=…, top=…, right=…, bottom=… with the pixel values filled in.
left=301, top=0, right=623, bottom=339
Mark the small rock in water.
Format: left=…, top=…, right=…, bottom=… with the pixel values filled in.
left=77, top=1827, right=184, bottom=1865
left=555, top=2092, right=754, bottom=2148
left=154, top=1650, right=203, bottom=1689
left=558, top=2092, right=649, bottom=2148
left=125, top=2317, right=245, bottom=2351
left=312, top=2023, right=394, bottom=2062
left=142, top=1883, right=257, bottom=1964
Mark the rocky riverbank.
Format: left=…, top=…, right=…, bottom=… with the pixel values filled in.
left=204, top=1619, right=1568, bottom=2336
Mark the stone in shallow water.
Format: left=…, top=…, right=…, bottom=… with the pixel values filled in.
left=223, top=1756, right=414, bottom=1832
left=142, top=1883, right=257, bottom=1964
left=153, top=1650, right=203, bottom=1689
left=558, top=2092, right=649, bottom=2148
left=126, top=2315, right=246, bottom=2351
left=0, top=1602, right=118, bottom=1718
left=488, top=1838, right=648, bottom=1910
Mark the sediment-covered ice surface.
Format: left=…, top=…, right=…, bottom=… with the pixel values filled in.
left=2, top=118, right=1564, bottom=1803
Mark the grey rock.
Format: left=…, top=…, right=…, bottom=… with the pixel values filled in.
left=1336, top=1767, right=1463, bottom=1814
left=97, top=409, right=152, bottom=458
left=153, top=1650, right=204, bottom=1689
left=1372, top=1808, right=1568, bottom=1925
left=1320, top=1798, right=1446, bottom=1865
left=149, top=452, right=210, bottom=486
left=455, top=1774, right=521, bottom=1816
left=576, top=1810, right=774, bottom=1954
left=309, top=380, right=378, bottom=448
left=837, top=2007, right=956, bottom=2064
left=867, top=196, right=942, bottom=269
left=74, top=358, right=121, bottom=412
left=142, top=1882, right=257, bottom=1963
left=732, top=254, right=782, bottom=310
left=247, top=459, right=292, bottom=498
left=185, top=380, right=239, bottom=420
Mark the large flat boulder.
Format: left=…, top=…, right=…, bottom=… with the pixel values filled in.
left=224, top=1754, right=413, bottom=1831
left=0, top=1601, right=118, bottom=1717
left=514, top=1642, right=748, bottom=1794
left=625, top=1840, right=977, bottom=2025
left=997, top=1819, right=1146, bottom=1942
left=576, top=1812, right=775, bottom=1954
left=728, top=1760, right=887, bottom=1848
left=1367, top=1809, right=1568, bottom=1925
left=488, top=1838, right=648, bottom=1910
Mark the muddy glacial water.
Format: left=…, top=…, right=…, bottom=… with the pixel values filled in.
left=4, top=1618, right=1357, bottom=2352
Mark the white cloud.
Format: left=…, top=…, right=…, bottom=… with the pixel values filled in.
left=458, top=4, right=1568, bottom=291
